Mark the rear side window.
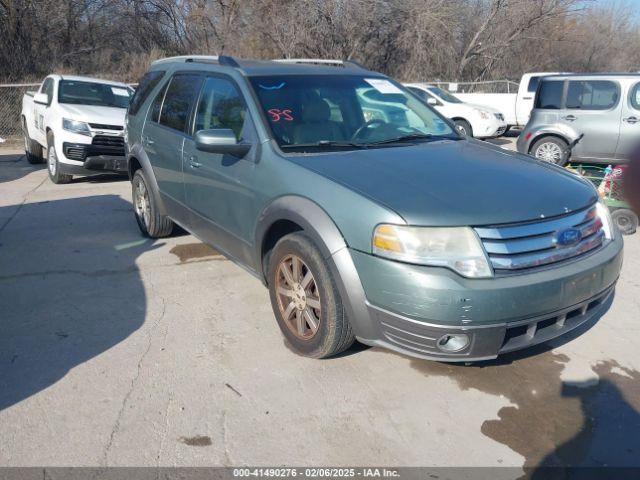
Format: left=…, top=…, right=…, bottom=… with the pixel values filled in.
left=159, top=74, right=202, bottom=132
left=630, top=83, right=640, bottom=110
left=535, top=81, right=563, bottom=109
left=527, top=76, right=541, bottom=93
left=149, top=81, right=169, bottom=123
left=129, top=70, right=165, bottom=116
left=566, top=80, right=619, bottom=110
left=194, top=77, right=247, bottom=140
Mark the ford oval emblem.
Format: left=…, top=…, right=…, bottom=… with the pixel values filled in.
left=555, top=228, right=582, bottom=247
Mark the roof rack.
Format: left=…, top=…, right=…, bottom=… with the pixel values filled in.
left=151, top=54, right=241, bottom=68
left=272, top=58, right=367, bottom=70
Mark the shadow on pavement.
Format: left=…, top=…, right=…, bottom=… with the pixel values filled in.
left=0, top=195, right=155, bottom=411
left=0, top=152, right=45, bottom=183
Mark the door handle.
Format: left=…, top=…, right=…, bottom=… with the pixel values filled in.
left=522, top=96, right=533, bottom=100
left=142, top=136, right=155, bottom=145
left=562, top=115, right=577, bottom=121
left=188, top=156, right=202, bottom=168
left=624, top=116, right=639, bottom=124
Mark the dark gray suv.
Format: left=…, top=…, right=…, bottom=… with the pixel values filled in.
left=125, top=56, right=623, bottom=362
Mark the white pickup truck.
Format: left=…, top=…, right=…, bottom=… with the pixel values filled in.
left=451, top=72, right=563, bottom=129
left=21, top=75, right=133, bottom=183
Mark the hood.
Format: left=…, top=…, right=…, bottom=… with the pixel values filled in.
left=287, top=139, right=597, bottom=226
left=58, top=104, right=126, bottom=126
left=463, top=102, right=503, bottom=115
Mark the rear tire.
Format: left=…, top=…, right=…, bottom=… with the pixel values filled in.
left=268, top=233, right=355, bottom=358
left=454, top=119, right=473, bottom=137
left=132, top=169, right=174, bottom=238
left=23, top=118, right=44, bottom=164
left=530, top=136, right=569, bottom=166
left=611, top=209, right=638, bottom=235
left=47, top=132, right=72, bottom=184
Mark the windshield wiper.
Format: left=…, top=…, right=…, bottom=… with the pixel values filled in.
left=281, top=140, right=367, bottom=149
left=362, top=133, right=450, bottom=145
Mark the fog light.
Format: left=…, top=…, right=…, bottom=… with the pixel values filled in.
left=437, top=333, right=470, bottom=352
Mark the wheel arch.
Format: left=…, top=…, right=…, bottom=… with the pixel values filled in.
left=254, top=195, right=377, bottom=340
left=528, top=132, right=570, bottom=154
left=255, top=195, right=348, bottom=283
left=127, top=143, right=167, bottom=215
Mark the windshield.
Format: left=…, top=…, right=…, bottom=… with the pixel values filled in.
left=427, top=87, right=462, bottom=104
left=249, top=75, right=457, bottom=150
left=58, top=80, right=133, bottom=108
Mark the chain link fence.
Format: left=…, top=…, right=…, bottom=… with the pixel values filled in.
left=427, top=80, right=520, bottom=94
left=0, top=83, right=40, bottom=143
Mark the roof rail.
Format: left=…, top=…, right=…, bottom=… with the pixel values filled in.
left=151, top=55, right=241, bottom=68
left=152, top=55, right=219, bottom=66
left=272, top=58, right=367, bottom=70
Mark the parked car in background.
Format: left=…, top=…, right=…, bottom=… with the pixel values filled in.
left=452, top=72, right=563, bottom=129
left=404, top=83, right=507, bottom=138
left=21, top=75, right=133, bottom=183
left=126, top=55, right=622, bottom=363
left=517, top=73, right=640, bottom=165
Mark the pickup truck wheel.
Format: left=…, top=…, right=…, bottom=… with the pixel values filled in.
left=531, top=137, right=569, bottom=166
left=611, top=209, right=638, bottom=235
left=47, top=135, right=72, bottom=184
left=454, top=119, right=473, bottom=137
left=22, top=119, right=43, bottom=164
left=268, top=233, right=355, bottom=358
left=132, top=169, right=174, bottom=238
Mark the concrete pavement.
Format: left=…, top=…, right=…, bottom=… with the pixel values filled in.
left=1, top=147, right=639, bottom=470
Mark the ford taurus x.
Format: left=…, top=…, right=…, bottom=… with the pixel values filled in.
left=125, top=56, right=623, bottom=362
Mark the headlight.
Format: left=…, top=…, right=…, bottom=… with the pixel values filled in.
left=372, top=225, right=493, bottom=278
left=62, top=118, right=91, bottom=136
left=595, top=200, right=614, bottom=240
left=473, top=108, right=491, bottom=120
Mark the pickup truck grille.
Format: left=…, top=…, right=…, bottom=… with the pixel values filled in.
left=92, top=135, right=124, bottom=148
left=474, top=206, right=605, bottom=274
left=89, top=123, right=123, bottom=131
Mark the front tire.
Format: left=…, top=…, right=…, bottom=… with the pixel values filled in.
left=454, top=119, right=473, bottom=137
left=47, top=133, right=72, bottom=184
left=132, top=169, right=174, bottom=238
left=268, top=233, right=354, bottom=358
left=530, top=136, right=569, bottom=166
left=23, top=119, right=44, bottom=164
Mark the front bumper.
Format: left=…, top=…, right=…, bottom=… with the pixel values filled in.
left=364, top=284, right=614, bottom=362
left=345, top=234, right=623, bottom=362
left=60, top=142, right=127, bottom=174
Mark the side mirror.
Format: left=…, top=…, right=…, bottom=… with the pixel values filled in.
left=427, top=97, right=438, bottom=106
left=33, top=93, right=49, bottom=105
left=195, top=129, right=251, bottom=157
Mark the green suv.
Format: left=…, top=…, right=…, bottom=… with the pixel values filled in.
left=125, top=56, right=623, bottom=362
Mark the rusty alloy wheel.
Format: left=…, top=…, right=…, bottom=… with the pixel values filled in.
left=274, top=254, right=322, bottom=340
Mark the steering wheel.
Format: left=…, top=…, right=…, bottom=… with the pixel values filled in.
left=351, top=119, right=387, bottom=141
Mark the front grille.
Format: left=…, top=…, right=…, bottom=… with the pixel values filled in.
left=475, top=206, right=605, bottom=274
left=92, top=135, right=124, bottom=148
left=494, top=113, right=505, bottom=121
left=89, top=123, right=123, bottom=131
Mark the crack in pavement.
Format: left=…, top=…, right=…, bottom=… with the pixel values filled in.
left=102, top=280, right=168, bottom=465
left=0, top=173, right=47, bottom=233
